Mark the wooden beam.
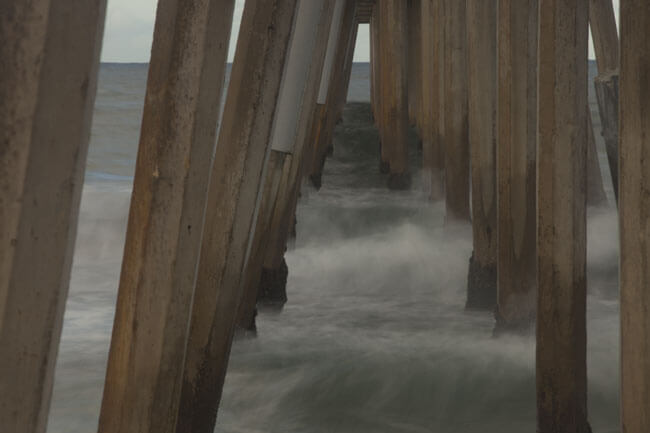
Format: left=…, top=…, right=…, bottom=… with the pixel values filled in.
left=466, top=0, right=497, bottom=310
left=174, top=0, right=298, bottom=431
left=443, top=0, right=470, bottom=221
left=586, top=109, right=608, bottom=207
left=333, top=21, right=359, bottom=129
left=408, top=0, right=422, bottom=129
left=536, top=0, right=590, bottom=431
left=590, top=0, right=619, bottom=73
left=620, top=1, right=650, bottom=431
left=590, top=0, right=620, bottom=204
left=97, top=3, right=235, bottom=430
left=378, top=0, right=410, bottom=189
left=0, top=1, right=106, bottom=432
left=308, top=0, right=357, bottom=188
left=237, top=0, right=335, bottom=332
left=594, top=71, right=620, bottom=203
left=495, top=0, right=538, bottom=331
left=419, top=0, right=445, bottom=201
left=259, top=1, right=346, bottom=309
left=370, top=5, right=381, bottom=132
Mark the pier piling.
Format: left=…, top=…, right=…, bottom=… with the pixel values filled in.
left=536, top=0, right=591, bottom=430
left=465, top=0, right=497, bottom=310
left=495, top=0, right=538, bottom=333
left=443, top=0, right=470, bottom=221
left=420, top=0, right=445, bottom=201
left=237, top=0, right=336, bottom=332
left=590, top=0, right=620, bottom=204
left=0, top=2, right=106, bottom=431
left=97, top=2, right=235, bottom=432
left=308, top=0, right=357, bottom=188
left=620, top=1, right=650, bottom=431
left=174, top=0, right=298, bottom=430
left=378, top=0, right=410, bottom=189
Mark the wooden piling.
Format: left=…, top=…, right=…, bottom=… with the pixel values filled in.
left=174, top=0, right=298, bottom=431
left=465, top=0, right=497, bottom=310
left=333, top=22, right=359, bottom=130
left=586, top=109, right=608, bottom=207
left=590, top=0, right=620, bottom=204
left=536, top=0, right=590, bottom=431
left=258, top=2, right=346, bottom=311
left=594, top=72, right=619, bottom=203
left=620, top=1, right=650, bottom=431
left=419, top=0, right=444, bottom=200
left=308, top=0, right=357, bottom=188
left=443, top=0, right=470, bottom=221
left=98, top=1, right=235, bottom=432
left=238, top=151, right=290, bottom=326
left=0, top=2, right=106, bottom=432
left=370, top=5, right=382, bottom=135
left=370, top=11, right=376, bottom=120
left=378, top=0, right=411, bottom=189
left=495, top=0, right=538, bottom=332
left=408, top=0, right=422, bottom=130
left=237, top=0, right=335, bottom=332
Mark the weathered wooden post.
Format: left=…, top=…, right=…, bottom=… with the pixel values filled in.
left=408, top=0, right=422, bottom=130
left=370, top=9, right=377, bottom=121
left=420, top=0, right=445, bottom=201
left=586, top=110, right=608, bottom=207
left=174, top=0, right=298, bottom=431
left=620, top=1, right=650, bottom=431
left=378, top=0, right=411, bottom=189
left=332, top=21, right=359, bottom=129
left=0, top=2, right=106, bottom=432
left=465, top=0, right=497, bottom=310
left=536, top=0, right=591, bottom=431
left=237, top=0, right=335, bottom=332
left=97, top=2, right=236, bottom=430
left=370, top=5, right=381, bottom=128
left=308, top=0, right=357, bottom=188
left=590, top=0, right=620, bottom=203
left=443, top=0, right=470, bottom=221
left=495, top=0, right=538, bottom=332
left=259, top=3, right=352, bottom=315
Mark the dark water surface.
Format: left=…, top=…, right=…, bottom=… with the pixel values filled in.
left=48, top=63, right=620, bottom=433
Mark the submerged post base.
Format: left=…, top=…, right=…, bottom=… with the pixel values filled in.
left=465, top=252, right=497, bottom=310
left=257, top=257, right=289, bottom=310
left=387, top=172, right=412, bottom=190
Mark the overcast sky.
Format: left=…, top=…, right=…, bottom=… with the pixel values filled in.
left=100, top=0, right=617, bottom=63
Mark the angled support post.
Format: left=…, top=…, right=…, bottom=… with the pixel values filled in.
left=175, top=0, right=299, bottom=431
left=307, top=0, right=357, bottom=189
left=97, top=1, right=236, bottom=432
left=236, top=0, right=336, bottom=333
left=590, top=0, right=620, bottom=204
left=0, top=2, right=106, bottom=432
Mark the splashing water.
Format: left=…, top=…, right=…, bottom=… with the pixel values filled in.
left=48, top=63, right=620, bottom=433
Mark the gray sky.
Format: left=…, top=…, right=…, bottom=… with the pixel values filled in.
left=100, top=0, right=616, bottom=63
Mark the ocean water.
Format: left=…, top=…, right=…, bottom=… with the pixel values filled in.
left=47, top=62, right=620, bottom=433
